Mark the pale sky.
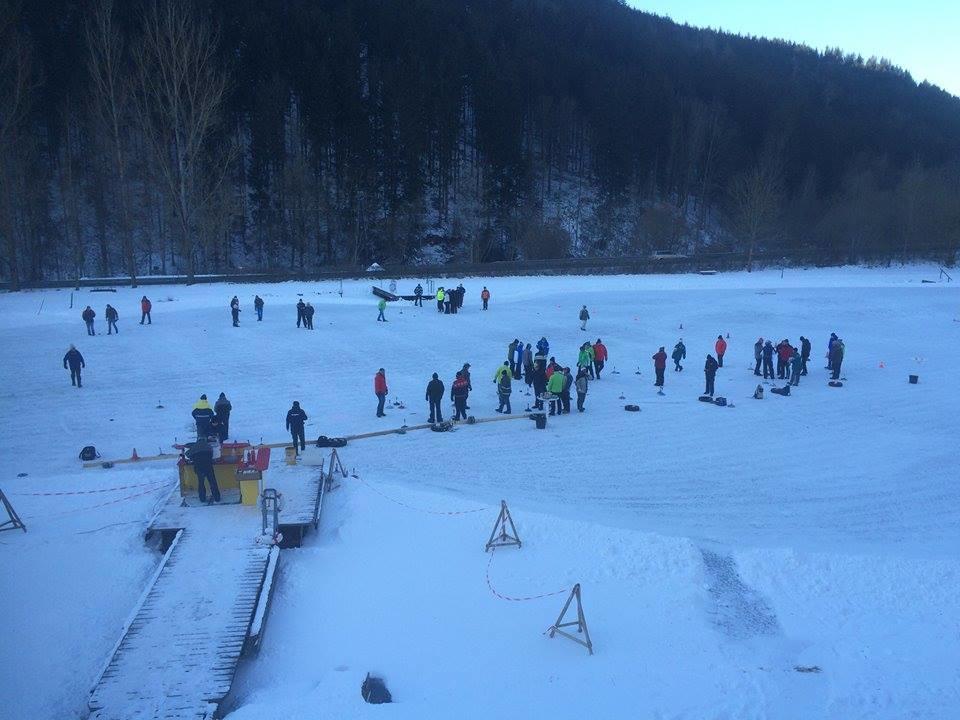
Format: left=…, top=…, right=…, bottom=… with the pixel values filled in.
left=627, top=1, right=960, bottom=98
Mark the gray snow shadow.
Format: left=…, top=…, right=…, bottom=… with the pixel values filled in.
left=700, top=549, right=780, bottom=639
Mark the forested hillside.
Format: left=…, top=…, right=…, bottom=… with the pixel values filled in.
left=2, top=0, right=959, bottom=286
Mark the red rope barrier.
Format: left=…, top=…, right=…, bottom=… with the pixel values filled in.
left=24, top=482, right=176, bottom=520
left=353, top=474, right=488, bottom=516
left=485, top=550, right=568, bottom=602
left=14, top=478, right=173, bottom=497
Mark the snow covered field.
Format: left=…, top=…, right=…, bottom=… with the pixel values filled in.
left=0, top=266, right=958, bottom=719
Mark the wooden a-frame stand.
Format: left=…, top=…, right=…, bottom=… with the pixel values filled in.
left=485, top=500, right=521, bottom=551
left=0, top=488, right=26, bottom=533
left=548, top=583, right=593, bottom=655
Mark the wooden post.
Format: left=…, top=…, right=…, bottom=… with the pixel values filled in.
left=548, top=584, right=593, bottom=655
left=485, top=500, right=521, bottom=551
left=0, top=488, right=27, bottom=533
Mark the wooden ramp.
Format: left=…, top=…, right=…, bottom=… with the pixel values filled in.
left=89, top=529, right=277, bottom=719
left=87, top=460, right=331, bottom=719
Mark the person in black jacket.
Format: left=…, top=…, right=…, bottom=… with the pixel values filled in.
left=105, top=304, right=119, bottom=334
left=286, top=401, right=308, bottom=452
left=230, top=297, right=240, bottom=326
left=186, top=438, right=221, bottom=504
left=296, top=299, right=306, bottom=327
left=704, top=354, right=719, bottom=396
left=82, top=306, right=96, bottom=335
left=800, top=336, right=811, bottom=376
left=560, top=367, right=573, bottom=414
left=414, top=283, right=423, bottom=307
left=425, top=373, right=445, bottom=422
left=63, top=344, right=85, bottom=387
left=214, top=393, right=232, bottom=441
left=192, top=395, right=215, bottom=438
left=530, top=361, right=547, bottom=409
left=762, top=341, right=775, bottom=379
left=304, top=302, right=315, bottom=329
left=254, top=295, right=264, bottom=321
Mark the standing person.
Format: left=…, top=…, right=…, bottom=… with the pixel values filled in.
left=254, top=295, right=264, bottom=321
left=513, top=339, right=524, bottom=380
left=481, top=286, right=490, bottom=310
left=230, top=297, right=240, bottom=327
left=546, top=365, right=565, bottom=415
left=214, top=393, right=232, bottom=441
left=826, top=333, right=839, bottom=370
left=575, top=369, right=589, bottom=412
left=507, top=339, right=519, bottom=375
left=457, top=283, right=466, bottom=310
left=414, top=283, right=423, bottom=307
left=425, top=373, right=445, bottom=423
left=754, top=338, right=764, bottom=376
left=762, top=341, right=775, bottom=379
left=652, top=347, right=668, bottom=387
left=531, top=361, right=547, bottom=409
left=451, top=371, right=469, bottom=420
left=800, top=336, right=811, bottom=376
left=672, top=339, right=686, bottom=372
left=186, top=437, right=221, bottom=504
left=579, top=305, right=590, bottom=331
left=494, top=360, right=510, bottom=385
left=304, top=302, right=315, bottom=329
left=376, top=298, right=387, bottom=322
left=523, top=343, right=534, bottom=384
left=436, top=287, right=445, bottom=312
left=460, top=363, right=472, bottom=408
left=790, top=349, right=803, bottom=386
left=593, top=338, right=607, bottom=379
left=496, top=369, right=512, bottom=414
left=63, top=344, right=85, bottom=387
left=715, top=335, right=727, bottom=368
left=192, top=395, right=215, bottom=438
left=105, top=304, right=119, bottom=334
left=296, top=299, right=306, bottom=328
left=374, top=368, right=388, bottom=417
left=286, top=401, right=308, bottom=453
left=82, top=306, right=96, bottom=335
left=831, top=339, right=845, bottom=380
left=140, top=296, right=152, bottom=324
left=561, top=367, right=573, bottom=414
left=577, top=343, right=593, bottom=379
left=535, top=337, right=549, bottom=364
left=704, top=355, right=719, bottom=396
left=776, top=339, right=793, bottom=379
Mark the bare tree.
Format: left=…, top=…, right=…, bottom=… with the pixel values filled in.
left=730, top=137, right=785, bottom=271
left=86, top=0, right=137, bottom=285
left=133, top=0, right=232, bottom=280
left=0, top=3, right=35, bottom=290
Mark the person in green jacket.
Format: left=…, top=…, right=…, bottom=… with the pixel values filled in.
left=546, top=370, right=565, bottom=415
left=494, top=360, right=510, bottom=383
left=585, top=342, right=596, bottom=378
left=577, top=344, right=592, bottom=378
left=377, top=298, right=387, bottom=321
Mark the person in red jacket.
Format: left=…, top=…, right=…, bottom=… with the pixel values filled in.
left=776, top=339, right=794, bottom=379
left=652, top=347, right=667, bottom=387
left=140, top=296, right=152, bottom=324
left=715, top=335, right=727, bottom=368
left=374, top=368, right=388, bottom=417
left=593, top=338, right=608, bottom=378
left=480, top=286, right=490, bottom=310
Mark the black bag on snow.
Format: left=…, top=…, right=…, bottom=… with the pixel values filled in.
left=714, top=397, right=727, bottom=407
left=361, top=673, right=392, bottom=704
left=79, top=446, right=100, bottom=461
left=315, top=435, right=348, bottom=448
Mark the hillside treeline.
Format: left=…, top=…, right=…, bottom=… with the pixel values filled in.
left=1, top=0, right=959, bottom=287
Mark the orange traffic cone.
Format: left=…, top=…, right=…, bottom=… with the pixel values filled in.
left=131, top=448, right=140, bottom=461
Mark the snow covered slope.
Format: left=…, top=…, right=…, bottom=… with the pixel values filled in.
left=0, top=265, right=957, bottom=719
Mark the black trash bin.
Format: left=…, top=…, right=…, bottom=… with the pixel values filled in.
left=909, top=374, right=918, bottom=384
left=532, top=412, right=547, bottom=429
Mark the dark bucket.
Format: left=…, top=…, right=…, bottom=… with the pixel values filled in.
left=909, top=375, right=918, bottom=384
left=532, top=412, right=547, bottom=429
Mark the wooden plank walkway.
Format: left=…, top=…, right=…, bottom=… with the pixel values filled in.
left=89, top=529, right=274, bottom=719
